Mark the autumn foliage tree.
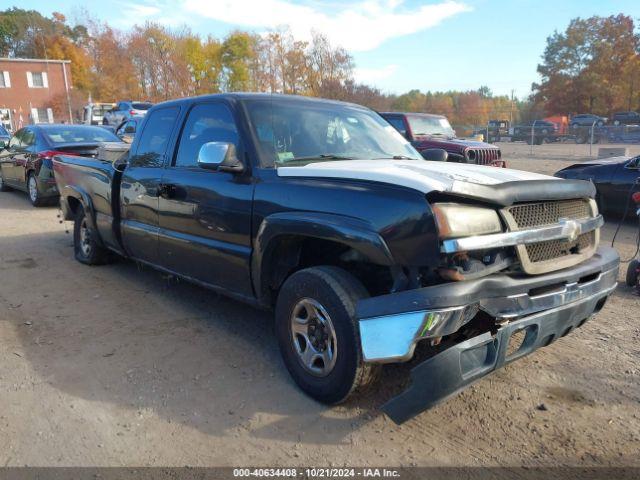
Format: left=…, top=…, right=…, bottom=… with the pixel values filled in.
left=533, top=14, right=640, bottom=115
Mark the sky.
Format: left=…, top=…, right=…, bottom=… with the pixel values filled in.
left=9, top=0, right=640, bottom=99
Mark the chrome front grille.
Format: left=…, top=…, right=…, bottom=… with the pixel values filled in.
left=508, top=199, right=591, bottom=228
left=501, top=199, right=599, bottom=274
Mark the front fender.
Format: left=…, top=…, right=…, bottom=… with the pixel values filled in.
left=252, top=211, right=395, bottom=303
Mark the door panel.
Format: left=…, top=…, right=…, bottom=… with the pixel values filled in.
left=158, top=170, right=254, bottom=295
left=157, top=102, right=254, bottom=296
left=120, top=106, right=180, bottom=264
left=13, top=128, right=36, bottom=188
left=1, top=130, right=25, bottom=184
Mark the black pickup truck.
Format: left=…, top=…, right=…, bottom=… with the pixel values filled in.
left=53, top=94, right=619, bottom=424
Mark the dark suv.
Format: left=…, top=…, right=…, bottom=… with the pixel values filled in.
left=612, top=111, right=640, bottom=126
left=511, top=120, right=558, bottom=144
left=380, top=112, right=504, bottom=167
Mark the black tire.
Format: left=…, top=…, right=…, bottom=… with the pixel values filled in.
left=0, top=170, right=11, bottom=192
left=27, top=172, right=46, bottom=207
left=626, top=260, right=639, bottom=287
left=73, top=207, right=110, bottom=265
left=275, top=266, right=379, bottom=405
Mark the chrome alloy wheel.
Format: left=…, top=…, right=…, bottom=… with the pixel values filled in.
left=290, top=298, right=338, bottom=377
left=79, top=217, right=92, bottom=257
left=28, top=175, right=38, bottom=203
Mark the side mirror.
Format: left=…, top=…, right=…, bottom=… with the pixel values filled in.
left=197, top=142, right=244, bottom=173
left=421, top=148, right=448, bottom=162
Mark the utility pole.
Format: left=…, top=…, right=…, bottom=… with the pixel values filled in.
left=510, top=89, right=515, bottom=125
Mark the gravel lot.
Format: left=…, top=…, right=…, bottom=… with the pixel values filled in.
left=0, top=146, right=639, bottom=469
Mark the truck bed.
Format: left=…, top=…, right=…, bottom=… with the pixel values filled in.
left=53, top=147, right=126, bottom=253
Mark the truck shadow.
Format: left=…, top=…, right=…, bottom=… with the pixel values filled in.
left=2, top=228, right=390, bottom=446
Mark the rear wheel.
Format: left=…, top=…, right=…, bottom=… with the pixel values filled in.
left=27, top=173, right=45, bottom=207
left=275, top=266, right=379, bottom=404
left=73, top=207, right=110, bottom=265
left=626, top=260, right=639, bottom=287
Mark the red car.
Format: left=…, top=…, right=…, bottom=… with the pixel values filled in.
left=380, top=112, right=504, bottom=167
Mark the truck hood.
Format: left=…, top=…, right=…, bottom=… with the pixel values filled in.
left=277, top=160, right=595, bottom=206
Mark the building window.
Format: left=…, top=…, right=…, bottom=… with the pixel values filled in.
left=0, top=71, right=10, bottom=88
left=27, top=71, right=48, bottom=88
left=31, top=108, right=54, bottom=124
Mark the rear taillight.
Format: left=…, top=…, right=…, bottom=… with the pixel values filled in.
left=632, top=192, right=640, bottom=204
left=130, top=110, right=136, bottom=115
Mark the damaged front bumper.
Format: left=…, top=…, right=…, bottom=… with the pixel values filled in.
left=356, top=246, right=619, bottom=423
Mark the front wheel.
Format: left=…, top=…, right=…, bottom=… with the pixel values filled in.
left=626, top=260, right=639, bottom=287
left=275, top=266, right=379, bottom=404
left=73, top=208, right=110, bottom=265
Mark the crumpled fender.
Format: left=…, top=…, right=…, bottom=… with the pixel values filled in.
left=252, top=211, right=395, bottom=303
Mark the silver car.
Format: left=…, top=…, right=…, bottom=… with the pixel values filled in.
left=102, top=101, right=153, bottom=126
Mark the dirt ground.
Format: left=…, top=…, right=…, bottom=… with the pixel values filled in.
left=0, top=146, right=639, bottom=469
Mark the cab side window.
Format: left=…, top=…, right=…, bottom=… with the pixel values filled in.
left=386, top=116, right=407, bottom=137
left=174, top=103, right=239, bottom=168
left=129, top=107, right=179, bottom=168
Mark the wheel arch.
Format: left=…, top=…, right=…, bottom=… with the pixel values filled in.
left=60, top=185, right=104, bottom=246
left=253, top=212, right=396, bottom=307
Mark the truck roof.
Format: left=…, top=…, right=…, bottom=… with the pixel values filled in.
left=152, top=93, right=369, bottom=110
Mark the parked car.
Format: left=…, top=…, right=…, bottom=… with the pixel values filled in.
left=102, top=101, right=153, bottom=126
left=511, top=120, right=558, bottom=144
left=0, top=124, right=10, bottom=148
left=115, top=116, right=143, bottom=143
left=555, top=155, right=640, bottom=216
left=380, top=112, right=504, bottom=166
left=570, top=114, right=606, bottom=129
left=611, top=111, right=640, bottom=126
left=0, top=124, right=121, bottom=206
left=53, top=93, right=618, bottom=424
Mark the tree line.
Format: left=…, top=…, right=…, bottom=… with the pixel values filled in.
left=1, top=7, right=638, bottom=125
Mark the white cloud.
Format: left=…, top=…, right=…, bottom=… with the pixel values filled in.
left=181, top=0, right=471, bottom=51
left=354, top=64, right=398, bottom=84
left=114, top=2, right=162, bottom=26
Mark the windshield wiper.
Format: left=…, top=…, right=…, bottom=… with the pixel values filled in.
left=296, top=154, right=356, bottom=160
left=282, top=154, right=357, bottom=165
left=374, top=155, right=418, bottom=160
